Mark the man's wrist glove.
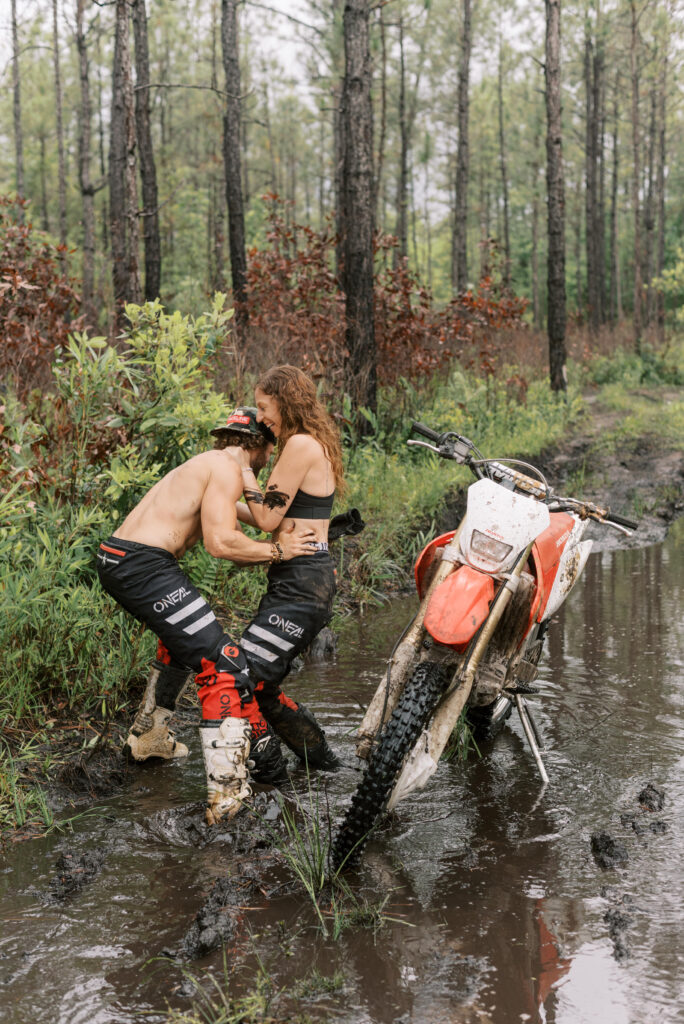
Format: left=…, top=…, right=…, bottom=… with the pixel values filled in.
left=328, top=508, right=366, bottom=543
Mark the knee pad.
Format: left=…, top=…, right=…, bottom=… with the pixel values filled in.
left=214, top=639, right=252, bottom=696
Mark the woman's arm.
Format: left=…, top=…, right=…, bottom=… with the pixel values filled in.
left=202, top=457, right=314, bottom=562
left=240, top=435, right=316, bottom=532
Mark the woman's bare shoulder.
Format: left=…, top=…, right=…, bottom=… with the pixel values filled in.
left=282, top=433, right=324, bottom=456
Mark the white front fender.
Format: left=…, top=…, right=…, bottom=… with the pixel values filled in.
left=387, top=730, right=438, bottom=810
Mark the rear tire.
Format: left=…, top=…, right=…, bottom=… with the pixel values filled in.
left=331, top=662, right=447, bottom=872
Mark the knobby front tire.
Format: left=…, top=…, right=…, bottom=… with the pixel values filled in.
left=331, top=661, right=447, bottom=871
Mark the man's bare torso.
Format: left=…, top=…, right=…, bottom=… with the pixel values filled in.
left=113, top=451, right=240, bottom=559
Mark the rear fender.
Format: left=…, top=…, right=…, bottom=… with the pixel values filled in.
left=423, top=564, right=495, bottom=649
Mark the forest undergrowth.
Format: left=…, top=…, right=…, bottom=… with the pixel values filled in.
left=1, top=197, right=683, bottom=838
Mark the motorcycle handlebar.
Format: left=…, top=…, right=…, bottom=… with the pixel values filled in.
left=411, top=421, right=441, bottom=443
left=604, top=511, right=639, bottom=531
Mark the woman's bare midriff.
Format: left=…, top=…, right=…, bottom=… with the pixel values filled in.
left=274, top=515, right=329, bottom=545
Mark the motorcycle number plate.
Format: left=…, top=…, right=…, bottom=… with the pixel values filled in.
left=424, top=565, right=495, bottom=648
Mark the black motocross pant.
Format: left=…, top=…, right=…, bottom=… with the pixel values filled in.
left=239, top=552, right=336, bottom=718
left=96, top=537, right=253, bottom=722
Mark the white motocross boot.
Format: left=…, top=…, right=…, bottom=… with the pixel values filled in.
left=124, top=661, right=190, bottom=761
left=200, top=718, right=252, bottom=825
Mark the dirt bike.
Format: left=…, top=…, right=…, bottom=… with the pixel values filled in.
left=332, top=421, right=638, bottom=870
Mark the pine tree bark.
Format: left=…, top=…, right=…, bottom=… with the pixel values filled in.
left=76, top=0, right=97, bottom=324
left=374, top=6, right=387, bottom=229
left=452, top=0, right=472, bottom=294
left=629, top=0, right=642, bottom=352
left=132, top=0, right=161, bottom=302
left=609, top=74, right=621, bottom=325
left=52, top=0, right=67, bottom=264
left=584, top=34, right=601, bottom=332
left=643, top=86, right=656, bottom=326
left=110, top=0, right=142, bottom=327
left=497, top=38, right=511, bottom=289
left=544, top=0, right=567, bottom=393
left=394, top=16, right=409, bottom=264
left=11, top=0, right=25, bottom=220
left=531, top=135, right=541, bottom=330
left=655, top=52, right=667, bottom=342
left=221, top=0, right=248, bottom=330
left=341, top=0, right=375, bottom=419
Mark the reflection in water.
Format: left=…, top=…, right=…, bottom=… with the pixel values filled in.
left=0, top=521, right=682, bottom=1024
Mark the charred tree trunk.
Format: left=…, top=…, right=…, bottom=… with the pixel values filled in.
left=497, top=38, right=511, bottom=289
left=531, top=136, right=542, bottom=330
left=52, top=0, right=67, bottom=264
left=39, top=133, right=50, bottom=231
left=11, top=0, right=24, bottom=219
left=544, top=0, right=567, bottom=393
left=76, top=0, right=97, bottom=325
left=374, top=6, right=387, bottom=228
left=629, top=0, right=642, bottom=352
left=341, top=0, right=375, bottom=420
left=643, top=86, right=656, bottom=326
left=110, top=0, right=142, bottom=327
left=132, top=0, right=161, bottom=302
left=609, top=74, right=621, bottom=325
left=221, top=0, right=248, bottom=330
left=584, top=34, right=601, bottom=333
left=394, top=16, right=409, bottom=264
left=655, top=53, right=667, bottom=342
left=452, top=0, right=472, bottom=294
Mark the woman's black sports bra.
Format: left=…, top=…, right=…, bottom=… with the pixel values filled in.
left=288, top=488, right=335, bottom=519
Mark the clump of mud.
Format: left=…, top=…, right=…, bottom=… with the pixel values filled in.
left=53, top=745, right=129, bottom=806
left=46, top=846, right=108, bottom=901
left=638, top=782, right=665, bottom=811
left=590, top=832, right=629, bottom=870
left=592, top=782, right=669, bottom=961
left=170, top=871, right=265, bottom=960
left=602, top=894, right=636, bottom=962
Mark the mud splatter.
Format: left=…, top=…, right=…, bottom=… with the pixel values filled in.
left=46, top=847, right=108, bottom=901
left=590, top=832, right=629, bottom=870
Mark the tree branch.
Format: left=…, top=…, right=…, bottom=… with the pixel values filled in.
left=244, top=1, right=324, bottom=38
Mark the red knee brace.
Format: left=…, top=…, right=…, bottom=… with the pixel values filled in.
left=196, top=659, right=268, bottom=732
left=157, top=640, right=172, bottom=665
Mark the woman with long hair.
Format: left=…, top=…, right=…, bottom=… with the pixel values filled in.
left=230, top=364, right=345, bottom=770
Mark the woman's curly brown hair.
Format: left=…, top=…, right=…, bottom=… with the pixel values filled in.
left=256, top=364, right=345, bottom=495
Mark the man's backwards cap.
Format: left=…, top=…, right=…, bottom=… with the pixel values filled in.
left=210, top=406, right=276, bottom=445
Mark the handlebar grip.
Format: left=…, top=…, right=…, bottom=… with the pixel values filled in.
left=411, top=421, right=441, bottom=442
left=606, top=511, right=639, bottom=530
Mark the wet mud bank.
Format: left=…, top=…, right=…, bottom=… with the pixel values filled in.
left=1, top=513, right=683, bottom=1023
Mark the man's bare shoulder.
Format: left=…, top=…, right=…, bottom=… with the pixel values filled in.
left=194, top=449, right=243, bottom=488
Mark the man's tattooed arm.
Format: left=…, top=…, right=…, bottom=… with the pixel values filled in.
left=243, top=488, right=265, bottom=506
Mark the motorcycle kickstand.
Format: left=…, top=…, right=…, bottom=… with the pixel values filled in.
left=514, top=694, right=549, bottom=786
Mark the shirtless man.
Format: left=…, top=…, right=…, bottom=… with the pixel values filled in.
left=96, top=408, right=315, bottom=825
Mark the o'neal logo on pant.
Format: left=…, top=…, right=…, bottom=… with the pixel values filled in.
left=268, top=613, right=304, bottom=639
left=153, top=586, right=191, bottom=613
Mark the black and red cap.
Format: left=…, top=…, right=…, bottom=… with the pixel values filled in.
left=210, top=406, right=276, bottom=445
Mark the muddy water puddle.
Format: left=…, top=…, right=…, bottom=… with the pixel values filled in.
left=1, top=520, right=683, bottom=1024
